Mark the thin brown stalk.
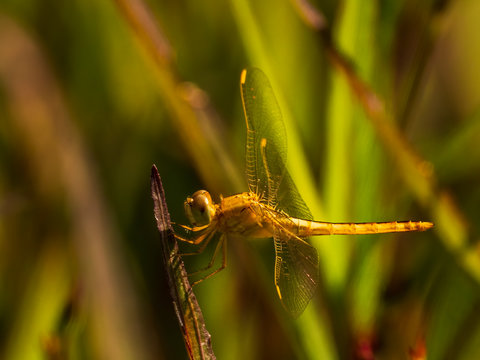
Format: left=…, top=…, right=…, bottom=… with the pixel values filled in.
left=151, top=165, right=216, bottom=360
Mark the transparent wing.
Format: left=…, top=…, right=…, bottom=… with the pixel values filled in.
left=276, top=171, right=313, bottom=220
left=240, top=68, right=313, bottom=220
left=240, top=67, right=286, bottom=205
left=273, top=224, right=319, bottom=318
left=241, top=68, right=318, bottom=316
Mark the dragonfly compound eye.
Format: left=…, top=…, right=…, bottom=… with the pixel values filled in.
left=184, top=190, right=215, bottom=226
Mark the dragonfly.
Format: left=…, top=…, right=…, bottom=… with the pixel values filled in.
left=180, top=68, right=433, bottom=317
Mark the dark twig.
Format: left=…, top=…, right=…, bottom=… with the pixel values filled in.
left=151, top=165, right=216, bottom=360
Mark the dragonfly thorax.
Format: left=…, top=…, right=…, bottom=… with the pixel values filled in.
left=215, top=192, right=275, bottom=238
left=184, top=190, right=216, bottom=226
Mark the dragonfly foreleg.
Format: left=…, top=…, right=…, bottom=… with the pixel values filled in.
left=178, top=229, right=216, bottom=256
left=174, top=223, right=209, bottom=232
left=175, top=225, right=214, bottom=245
left=191, top=235, right=227, bottom=287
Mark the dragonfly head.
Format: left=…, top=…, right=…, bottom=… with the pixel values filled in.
left=184, top=190, right=216, bottom=226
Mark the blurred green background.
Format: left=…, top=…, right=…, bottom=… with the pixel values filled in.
left=1, top=0, right=480, bottom=359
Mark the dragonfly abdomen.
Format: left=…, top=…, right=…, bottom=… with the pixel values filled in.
left=294, top=219, right=433, bottom=236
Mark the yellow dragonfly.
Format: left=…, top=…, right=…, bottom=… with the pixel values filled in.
left=180, top=68, right=433, bottom=317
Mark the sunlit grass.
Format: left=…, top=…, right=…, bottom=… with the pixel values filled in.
left=1, top=0, right=480, bottom=359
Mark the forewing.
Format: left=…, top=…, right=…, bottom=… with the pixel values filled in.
left=273, top=226, right=319, bottom=317
left=276, top=171, right=314, bottom=220
left=240, top=68, right=313, bottom=221
left=240, top=68, right=287, bottom=205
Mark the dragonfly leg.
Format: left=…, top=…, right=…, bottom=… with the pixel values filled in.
left=178, top=230, right=216, bottom=256
left=173, top=222, right=209, bottom=232
left=187, top=234, right=222, bottom=276
left=191, top=235, right=227, bottom=287
left=175, top=225, right=213, bottom=245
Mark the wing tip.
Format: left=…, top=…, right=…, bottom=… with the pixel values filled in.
left=276, top=284, right=282, bottom=300
left=240, top=68, right=247, bottom=85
